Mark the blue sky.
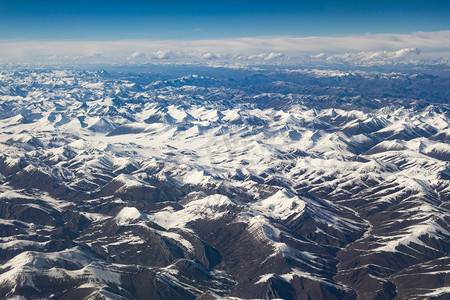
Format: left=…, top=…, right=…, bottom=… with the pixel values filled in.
left=1, top=0, right=449, bottom=40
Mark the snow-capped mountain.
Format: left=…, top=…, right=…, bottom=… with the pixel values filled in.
left=0, top=65, right=449, bottom=300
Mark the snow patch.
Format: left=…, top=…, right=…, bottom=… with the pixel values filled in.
left=115, top=207, right=148, bottom=225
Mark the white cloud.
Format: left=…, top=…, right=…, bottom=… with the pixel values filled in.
left=153, top=50, right=172, bottom=59
left=201, top=52, right=220, bottom=60
left=264, top=52, right=285, bottom=60
left=129, top=51, right=146, bottom=59
left=310, top=47, right=424, bottom=65
left=0, top=31, right=448, bottom=64
left=393, top=47, right=421, bottom=57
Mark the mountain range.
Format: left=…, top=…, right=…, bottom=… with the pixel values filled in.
left=0, top=65, right=449, bottom=299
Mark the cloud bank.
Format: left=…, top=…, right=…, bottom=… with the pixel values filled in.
left=0, top=31, right=449, bottom=65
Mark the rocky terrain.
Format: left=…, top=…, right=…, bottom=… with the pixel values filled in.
left=0, top=65, right=449, bottom=299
